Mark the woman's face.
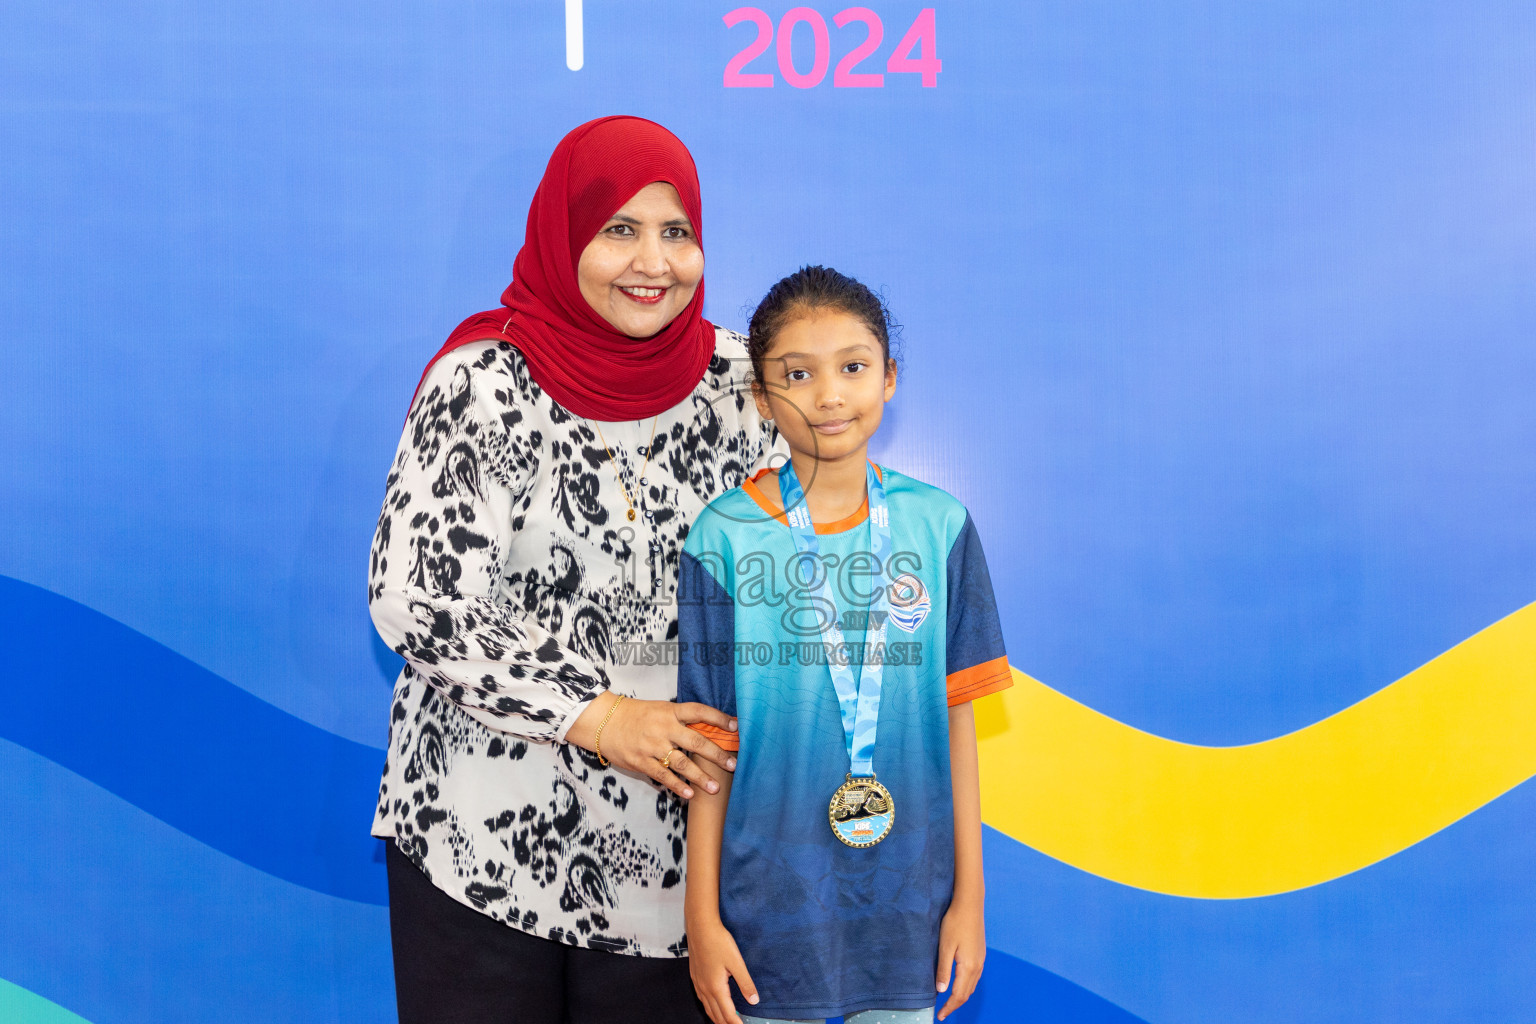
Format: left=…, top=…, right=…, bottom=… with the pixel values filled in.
left=577, top=182, right=704, bottom=338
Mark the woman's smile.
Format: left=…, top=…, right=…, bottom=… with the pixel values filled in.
left=618, top=284, right=669, bottom=304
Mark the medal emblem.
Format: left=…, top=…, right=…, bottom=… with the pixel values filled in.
left=829, top=774, right=896, bottom=848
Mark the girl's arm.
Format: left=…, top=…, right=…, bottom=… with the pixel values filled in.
left=937, top=700, right=986, bottom=1021
left=685, top=763, right=758, bottom=1024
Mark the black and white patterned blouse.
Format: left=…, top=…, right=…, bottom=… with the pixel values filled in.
left=369, top=328, right=780, bottom=957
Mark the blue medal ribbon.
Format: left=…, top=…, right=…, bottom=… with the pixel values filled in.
left=776, top=460, right=891, bottom=778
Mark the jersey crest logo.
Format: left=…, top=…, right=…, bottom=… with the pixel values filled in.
left=887, top=573, right=931, bottom=633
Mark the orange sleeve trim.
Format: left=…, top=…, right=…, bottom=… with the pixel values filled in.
left=688, top=721, right=741, bottom=752
left=946, top=656, right=1013, bottom=707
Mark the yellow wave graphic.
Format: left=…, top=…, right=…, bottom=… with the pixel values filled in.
left=975, top=601, right=1536, bottom=898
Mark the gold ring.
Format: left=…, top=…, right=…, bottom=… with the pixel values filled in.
left=660, top=750, right=674, bottom=770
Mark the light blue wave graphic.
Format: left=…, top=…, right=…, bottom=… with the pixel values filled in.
left=0, top=739, right=392, bottom=1024
left=0, top=574, right=386, bottom=904
left=0, top=979, right=93, bottom=1024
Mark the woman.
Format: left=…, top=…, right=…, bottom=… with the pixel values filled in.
left=368, top=116, right=780, bottom=1023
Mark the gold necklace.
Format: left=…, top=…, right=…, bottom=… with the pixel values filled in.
left=594, top=415, right=661, bottom=522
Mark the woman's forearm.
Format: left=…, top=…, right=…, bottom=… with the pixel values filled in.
left=370, top=586, right=612, bottom=736
left=948, top=702, right=985, bottom=905
left=369, top=354, right=615, bottom=742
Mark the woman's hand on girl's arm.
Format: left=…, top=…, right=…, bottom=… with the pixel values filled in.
left=937, top=700, right=987, bottom=1021
left=686, top=767, right=758, bottom=1024
left=565, top=693, right=738, bottom=801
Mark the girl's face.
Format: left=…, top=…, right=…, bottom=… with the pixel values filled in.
left=577, top=182, right=704, bottom=338
left=753, top=309, right=897, bottom=464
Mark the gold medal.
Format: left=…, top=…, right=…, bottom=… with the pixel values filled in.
left=828, top=774, right=895, bottom=848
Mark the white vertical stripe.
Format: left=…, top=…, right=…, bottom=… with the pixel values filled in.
left=564, top=0, right=584, bottom=71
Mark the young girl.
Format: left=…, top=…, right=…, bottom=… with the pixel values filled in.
left=676, top=266, right=1012, bottom=1024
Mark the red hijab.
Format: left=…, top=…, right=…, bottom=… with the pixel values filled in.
left=411, top=116, right=714, bottom=420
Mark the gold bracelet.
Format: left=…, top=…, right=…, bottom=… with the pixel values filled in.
left=593, top=694, right=627, bottom=767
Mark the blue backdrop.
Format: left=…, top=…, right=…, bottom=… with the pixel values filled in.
left=3, top=2, right=1534, bottom=1022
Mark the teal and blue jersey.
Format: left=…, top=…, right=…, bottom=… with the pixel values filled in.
left=677, top=464, right=1011, bottom=1020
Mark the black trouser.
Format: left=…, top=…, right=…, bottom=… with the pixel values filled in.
left=387, top=841, right=709, bottom=1024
